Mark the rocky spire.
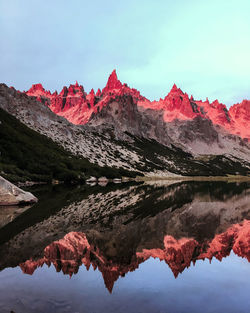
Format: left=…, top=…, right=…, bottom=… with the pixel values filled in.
left=28, top=83, right=45, bottom=92
left=96, top=88, right=101, bottom=97
left=89, top=88, right=95, bottom=95
left=171, top=83, right=178, bottom=92
left=102, top=69, right=123, bottom=93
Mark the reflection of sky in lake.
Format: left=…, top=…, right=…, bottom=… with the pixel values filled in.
left=0, top=253, right=249, bottom=313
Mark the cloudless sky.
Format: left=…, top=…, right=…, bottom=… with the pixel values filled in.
left=0, top=0, right=249, bottom=106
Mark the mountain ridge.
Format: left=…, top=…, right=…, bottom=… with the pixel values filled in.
left=25, top=70, right=250, bottom=141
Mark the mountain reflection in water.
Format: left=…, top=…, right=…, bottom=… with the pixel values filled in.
left=0, top=180, right=249, bottom=312
left=19, top=220, right=250, bottom=293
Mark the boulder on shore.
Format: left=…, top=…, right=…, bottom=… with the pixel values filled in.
left=0, top=176, right=38, bottom=206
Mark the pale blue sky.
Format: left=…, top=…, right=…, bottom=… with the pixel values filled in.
left=0, top=0, right=249, bottom=106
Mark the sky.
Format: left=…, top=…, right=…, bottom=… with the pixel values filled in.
left=0, top=0, right=249, bottom=106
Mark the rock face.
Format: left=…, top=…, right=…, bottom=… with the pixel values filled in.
left=25, top=70, right=250, bottom=141
left=0, top=176, right=37, bottom=206
left=229, top=100, right=250, bottom=139
left=87, top=92, right=250, bottom=161
left=138, top=84, right=250, bottom=141
left=26, top=70, right=146, bottom=125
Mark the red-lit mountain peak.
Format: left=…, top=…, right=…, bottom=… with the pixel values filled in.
left=86, top=88, right=96, bottom=106
left=102, top=69, right=123, bottom=93
left=154, top=84, right=197, bottom=121
left=68, top=82, right=86, bottom=96
left=26, top=83, right=51, bottom=98
left=228, top=100, right=250, bottom=139
left=138, top=84, right=242, bottom=135
left=28, top=83, right=44, bottom=92
left=24, top=70, right=147, bottom=125
left=96, top=88, right=101, bottom=97
left=168, top=83, right=184, bottom=96
left=229, top=99, right=250, bottom=119
left=89, top=88, right=95, bottom=95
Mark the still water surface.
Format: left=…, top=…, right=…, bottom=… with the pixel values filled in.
left=0, top=180, right=249, bottom=313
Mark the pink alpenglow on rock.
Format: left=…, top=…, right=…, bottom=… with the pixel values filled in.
left=102, top=70, right=123, bottom=93
left=19, top=220, right=250, bottom=293
left=25, top=71, right=250, bottom=140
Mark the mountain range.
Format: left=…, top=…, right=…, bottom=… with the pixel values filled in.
left=25, top=70, right=250, bottom=142
left=0, top=70, right=250, bottom=181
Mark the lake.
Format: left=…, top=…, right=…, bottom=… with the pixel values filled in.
left=0, top=180, right=249, bottom=313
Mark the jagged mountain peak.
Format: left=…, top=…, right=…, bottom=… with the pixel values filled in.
left=230, top=99, right=250, bottom=115
left=102, top=69, right=123, bottom=93
left=27, top=83, right=46, bottom=95
left=89, top=88, right=95, bottom=95
left=169, top=83, right=183, bottom=94
left=96, top=88, right=101, bottom=97
left=26, top=83, right=52, bottom=100
left=29, top=83, right=44, bottom=91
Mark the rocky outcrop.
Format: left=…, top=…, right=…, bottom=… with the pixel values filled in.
left=87, top=95, right=221, bottom=150
left=87, top=93, right=172, bottom=145
left=229, top=100, right=250, bottom=139
left=87, top=93, right=250, bottom=160
left=0, top=176, right=37, bottom=205
left=25, top=70, right=146, bottom=126
left=138, top=84, right=250, bottom=141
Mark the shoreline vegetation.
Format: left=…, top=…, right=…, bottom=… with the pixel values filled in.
left=135, top=175, right=250, bottom=182
left=1, top=174, right=249, bottom=208
left=13, top=174, right=250, bottom=189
